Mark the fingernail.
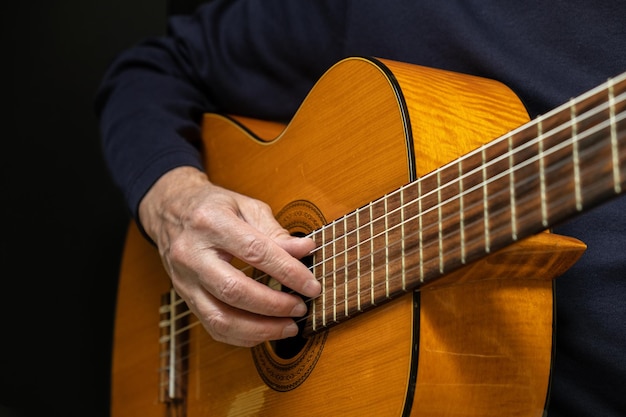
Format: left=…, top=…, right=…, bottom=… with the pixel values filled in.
left=291, top=302, right=307, bottom=317
left=283, top=322, right=299, bottom=338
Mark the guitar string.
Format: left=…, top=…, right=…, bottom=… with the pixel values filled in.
left=247, top=88, right=626, bottom=287
left=159, top=111, right=625, bottom=384
left=158, top=141, right=620, bottom=381
left=161, top=77, right=625, bottom=342
left=238, top=83, right=625, bottom=284
left=162, top=119, right=625, bottom=361
left=159, top=104, right=626, bottom=389
left=287, top=109, right=626, bottom=330
left=162, top=81, right=625, bottom=341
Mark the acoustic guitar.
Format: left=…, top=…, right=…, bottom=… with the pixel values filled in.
left=111, top=57, right=625, bottom=416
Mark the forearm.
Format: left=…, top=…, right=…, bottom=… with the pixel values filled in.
left=95, top=38, right=211, bottom=221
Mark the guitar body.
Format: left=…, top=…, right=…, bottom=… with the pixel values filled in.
left=111, top=57, right=587, bottom=416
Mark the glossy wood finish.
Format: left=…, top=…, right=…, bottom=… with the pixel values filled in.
left=108, top=56, right=626, bottom=416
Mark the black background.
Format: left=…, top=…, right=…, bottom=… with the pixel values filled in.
left=2, top=2, right=170, bottom=416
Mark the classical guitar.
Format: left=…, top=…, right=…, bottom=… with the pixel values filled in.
left=111, top=57, right=625, bottom=416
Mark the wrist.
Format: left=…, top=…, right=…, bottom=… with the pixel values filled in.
left=138, top=166, right=209, bottom=241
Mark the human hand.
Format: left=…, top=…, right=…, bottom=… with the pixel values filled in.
left=138, top=166, right=321, bottom=347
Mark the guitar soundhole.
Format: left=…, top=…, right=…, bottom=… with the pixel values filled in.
left=251, top=200, right=327, bottom=391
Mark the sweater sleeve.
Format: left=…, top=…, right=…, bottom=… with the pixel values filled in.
left=94, top=0, right=346, bottom=223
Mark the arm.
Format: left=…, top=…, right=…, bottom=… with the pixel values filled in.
left=94, top=0, right=345, bottom=346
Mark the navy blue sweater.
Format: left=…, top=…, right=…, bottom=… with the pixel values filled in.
left=95, top=1, right=626, bottom=415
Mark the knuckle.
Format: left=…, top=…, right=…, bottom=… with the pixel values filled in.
left=264, top=292, right=292, bottom=316
left=279, top=259, right=300, bottom=280
left=256, top=201, right=273, bottom=216
left=271, top=259, right=300, bottom=289
left=167, top=238, right=188, bottom=262
left=204, top=312, right=231, bottom=340
left=240, top=234, right=269, bottom=264
left=187, top=205, right=212, bottom=226
left=203, top=313, right=264, bottom=348
left=217, top=275, right=244, bottom=305
left=187, top=206, right=224, bottom=236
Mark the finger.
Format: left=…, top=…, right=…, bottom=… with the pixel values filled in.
left=238, top=199, right=317, bottom=259
left=273, top=232, right=317, bottom=260
left=190, top=288, right=301, bottom=347
left=184, top=253, right=310, bottom=318
left=165, top=222, right=312, bottom=319
left=224, top=228, right=321, bottom=298
left=233, top=198, right=320, bottom=294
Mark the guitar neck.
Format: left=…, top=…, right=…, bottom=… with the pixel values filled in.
left=305, top=71, right=626, bottom=335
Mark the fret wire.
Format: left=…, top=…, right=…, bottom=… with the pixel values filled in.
left=384, top=196, right=390, bottom=297
left=609, top=82, right=622, bottom=193
left=311, top=249, right=318, bottom=331
left=508, top=134, right=518, bottom=240
left=400, top=187, right=407, bottom=290
left=458, top=160, right=466, bottom=263
left=437, top=170, right=444, bottom=273
left=343, top=215, right=349, bottom=317
left=570, top=98, right=583, bottom=211
left=332, top=220, right=337, bottom=323
left=321, top=225, right=327, bottom=327
left=369, top=202, right=375, bottom=305
left=482, top=147, right=490, bottom=253
left=356, top=208, right=362, bottom=311
left=418, top=179, right=424, bottom=282
left=538, top=120, right=548, bottom=227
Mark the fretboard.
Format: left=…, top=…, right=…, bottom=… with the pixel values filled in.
left=305, top=71, right=626, bottom=335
